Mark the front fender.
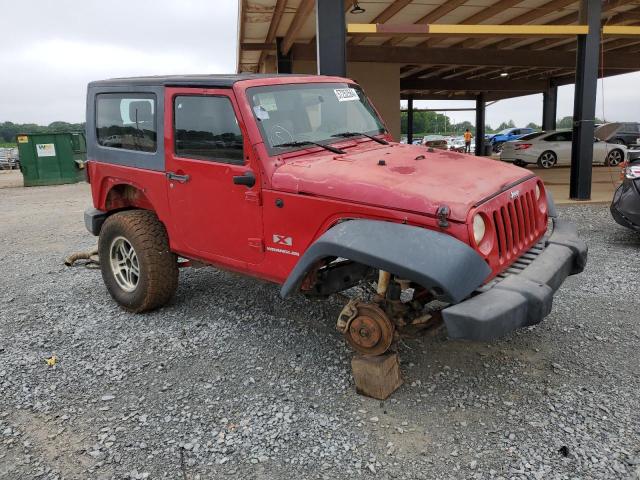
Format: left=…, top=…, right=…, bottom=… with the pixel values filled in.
left=279, top=220, right=491, bottom=303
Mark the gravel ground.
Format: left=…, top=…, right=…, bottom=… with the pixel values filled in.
left=0, top=180, right=639, bottom=480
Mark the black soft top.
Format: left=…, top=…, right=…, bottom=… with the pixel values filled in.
left=88, top=73, right=311, bottom=88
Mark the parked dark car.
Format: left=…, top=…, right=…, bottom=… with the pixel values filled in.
left=610, top=158, right=640, bottom=231
left=608, top=122, right=640, bottom=146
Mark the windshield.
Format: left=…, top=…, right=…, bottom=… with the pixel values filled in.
left=247, top=83, right=386, bottom=154
left=497, top=129, right=513, bottom=135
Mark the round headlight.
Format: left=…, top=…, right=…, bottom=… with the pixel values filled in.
left=535, top=184, right=541, bottom=200
left=473, top=214, right=486, bottom=245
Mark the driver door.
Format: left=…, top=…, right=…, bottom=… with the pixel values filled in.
left=165, top=88, right=263, bottom=266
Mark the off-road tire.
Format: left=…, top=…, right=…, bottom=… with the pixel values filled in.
left=98, top=210, right=178, bottom=313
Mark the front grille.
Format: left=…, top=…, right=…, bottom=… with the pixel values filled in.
left=491, top=189, right=540, bottom=262
left=475, top=239, right=546, bottom=294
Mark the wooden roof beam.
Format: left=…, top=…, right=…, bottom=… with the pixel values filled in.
left=258, top=0, right=288, bottom=71
left=422, top=0, right=527, bottom=48
left=385, top=0, right=468, bottom=46
left=461, top=0, right=580, bottom=49
left=400, top=65, right=436, bottom=78
left=442, top=66, right=485, bottom=79
left=281, top=0, right=314, bottom=55
left=291, top=43, right=640, bottom=69
left=350, top=0, right=413, bottom=45
left=348, top=23, right=588, bottom=37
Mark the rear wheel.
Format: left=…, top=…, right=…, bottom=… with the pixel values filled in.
left=537, top=151, right=557, bottom=169
left=605, top=149, right=624, bottom=167
left=98, top=210, right=178, bottom=312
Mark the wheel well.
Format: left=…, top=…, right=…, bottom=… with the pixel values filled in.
left=105, top=184, right=154, bottom=212
left=301, top=258, right=375, bottom=297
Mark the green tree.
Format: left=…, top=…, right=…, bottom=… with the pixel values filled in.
left=496, top=119, right=516, bottom=131
left=0, top=121, right=85, bottom=144
left=556, top=116, right=604, bottom=129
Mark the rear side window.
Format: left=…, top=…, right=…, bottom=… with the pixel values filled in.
left=544, top=132, right=572, bottom=142
left=96, top=93, right=157, bottom=152
left=174, top=95, right=244, bottom=165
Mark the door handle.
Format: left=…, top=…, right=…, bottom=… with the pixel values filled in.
left=166, top=172, right=190, bottom=183
left=233, top=171, right=256, bottom=188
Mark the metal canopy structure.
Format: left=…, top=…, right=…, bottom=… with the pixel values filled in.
left=238, top=0, right=640, bottom=97
left=237, top=0, right=640, bottom=199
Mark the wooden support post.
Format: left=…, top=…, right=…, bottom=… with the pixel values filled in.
left=351, top=353, right=403, bottom=400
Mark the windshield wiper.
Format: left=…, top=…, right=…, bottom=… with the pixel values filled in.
left=331, top=131, right=389, bottom=145
left=272, top=140, right=346, bottom=154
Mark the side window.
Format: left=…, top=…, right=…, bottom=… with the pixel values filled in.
left=96, top=93, right=156, bottom=152
left=624, top=123, right=639, bottom=133
left=174, top=95, right=244, bottom=165
left=545, top=132, right=571, bottom=142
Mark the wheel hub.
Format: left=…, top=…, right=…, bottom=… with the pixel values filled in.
left=339, top=302, right=394, bottom=356
left=109, top=236, right=140, bottom=293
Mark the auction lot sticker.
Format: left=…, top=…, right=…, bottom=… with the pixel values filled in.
left=334, top=88, right=359, bottom=102
left=36, top=143, right=56, bottom=157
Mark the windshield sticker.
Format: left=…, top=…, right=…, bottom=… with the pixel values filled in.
left=334, top=88, right=359, bottom=102
left=253, top=105, right=270, bottom=120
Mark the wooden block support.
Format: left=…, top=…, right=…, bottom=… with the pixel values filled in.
left=351, top=353, right=403, bottom=400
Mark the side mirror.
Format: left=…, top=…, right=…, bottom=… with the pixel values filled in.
left=233, top=171, right=256, bottom=188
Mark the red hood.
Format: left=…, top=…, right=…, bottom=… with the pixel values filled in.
left=271, top=143, right=532, bottom=222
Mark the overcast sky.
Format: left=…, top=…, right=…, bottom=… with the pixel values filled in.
left=2, top=0, right=639, bottom=128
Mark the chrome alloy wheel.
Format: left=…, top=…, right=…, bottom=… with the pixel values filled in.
left=607, top=149, right=623, bottom=166
left=539, top=152, right=556, bottom=168
left=109, top=236, right=140, bottom=292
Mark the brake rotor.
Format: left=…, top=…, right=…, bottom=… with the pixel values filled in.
left=344, top=303, right=394, bottom=356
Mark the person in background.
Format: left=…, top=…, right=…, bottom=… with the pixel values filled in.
left=464, top=129, right=473, bottom=154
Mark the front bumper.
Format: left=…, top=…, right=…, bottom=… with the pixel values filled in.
left=442, top=218, right=587, bottom=341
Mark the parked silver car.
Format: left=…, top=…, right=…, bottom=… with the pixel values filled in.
left=0, top=148, right=19, bottom=170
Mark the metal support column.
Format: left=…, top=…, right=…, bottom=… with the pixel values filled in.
left=276, top=37, right=292, bottom=74
left=542, top=81, right=558, bottom=131
left=316, top=0, right=346, bottom=77
left=475, top=93, right=486, bottom=156
left=407, top=97, right=414, bottom=145
left=570, top=0, right=601, bottom=200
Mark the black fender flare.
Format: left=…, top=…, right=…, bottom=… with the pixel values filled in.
left=279, top=220, right=491, bottom=303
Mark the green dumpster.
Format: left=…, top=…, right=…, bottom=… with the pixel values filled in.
left=16, top=132, right=86, bottom=187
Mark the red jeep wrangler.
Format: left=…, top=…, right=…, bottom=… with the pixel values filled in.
left=84, top=74, right=586, bottom=356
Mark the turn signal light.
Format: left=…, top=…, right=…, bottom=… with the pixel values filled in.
left=515, top=143, right=532, bottom=150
